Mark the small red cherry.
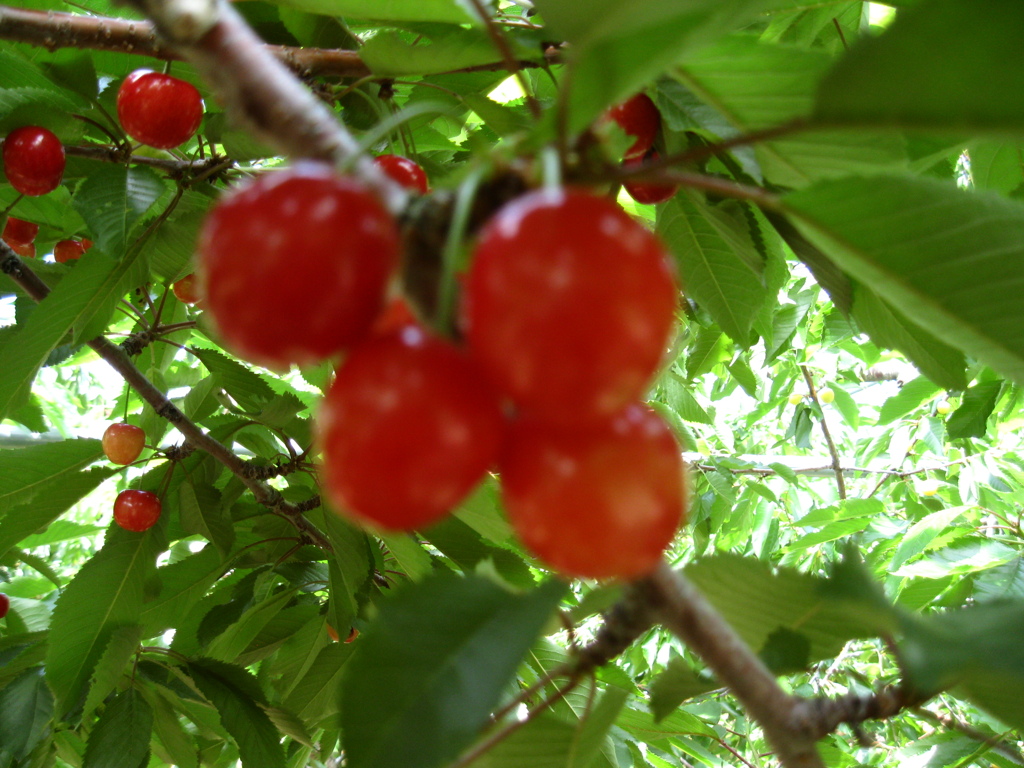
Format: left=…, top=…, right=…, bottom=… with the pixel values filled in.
left=462, top=188, right=678, bottom=424
left=3, top=126, right=65, bottom=196
left=604, top=93, right=661, bottom=159
left=623, top=152, right=678, bottom=205
left=102, top=423, right=146, bottom=465
left=371, top=296, right=417, bottom=336
left=198, top=162, right=400, bottom=369
left=0, top=593, right=9, bottom=619
left=113, top=489, right=162, bottom=532
left=345, top=627, right=359, bottom=643
left=327, top=624, right=340, bottom=642
left=318, top=324, right=504, bottom=531
left=373, top=154, right=429, bottom=194
left=117, top=70, right=204, bottom=149
left=172, top=273, right=202, bottom=305
left=3, top=217, right=38, bottom=246
left=501, top=404, right=685, bottom=580
left=54, top=239, right=92, bottom=263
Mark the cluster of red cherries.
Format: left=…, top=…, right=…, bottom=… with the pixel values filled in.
left=6, top=79, right=688, bottom=579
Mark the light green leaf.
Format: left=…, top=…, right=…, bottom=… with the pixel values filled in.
left=0, top=254, right=118, bottom=422
left=271, top=0, right=476, bottom=24
left=206, top=588, right=296, bottom=663
left=946, top=381, right=1002, bottom=440
left=82, top=688, right=152, bottom=768
left=179, top=481, right=234, bottom=556
left=891, top=507, right=969, bottom=571
left=786, top=177, right=1024, bottom=386
left=46, top=530, right=157, bottom=715
left=340, top=576, right=565, bottom=768
left=71, top=165, right=166, bottom=257
left=362, top=29, right=518, bottom=77
left=284, top=642, right=355, bottom=723
left=0, top=439, right=104, bottom=514
left=649, top=658, right=716, bottom=720
left=657, top=192, right=766, bottom=345
left=878, top=377, right=943, bottom=425
left=147, top=690, right=199, bottom=768
left=191, top=348, right=276, bottom=412
left=82, top=624, right=143, bottom=718
left=473, top=714, right=577, bottom=768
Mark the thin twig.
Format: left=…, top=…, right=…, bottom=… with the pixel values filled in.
left=465, top=0, right=541, bottom=119
left=0, top=244, right=332, bottom=551
left=801, top=366, right=846, bottom=499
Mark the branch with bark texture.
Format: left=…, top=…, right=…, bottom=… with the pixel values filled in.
left=0, top=243, right=331, bottom=551
left=0, top=5, right=558, bottom=82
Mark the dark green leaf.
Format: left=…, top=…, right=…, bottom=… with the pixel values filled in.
left=178, top=481, right=234, bottom=556
left=340, top=576, right=565, bottom=768
left=946, top=381, right=1002, bottom=440
left=82, top=624, right=143, bottom=718
left=188, top=659, right=286, bottom=768
left=0, top=669, right=53, bottom=760
left=0, top=439, right=104, bottom=514
left=815, top=0, right=1024, bottom=133
left=71, top=165, right=166, bottom=257
left=83, top=689, right=152, bottom=768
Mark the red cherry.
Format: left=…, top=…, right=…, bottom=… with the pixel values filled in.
left=198, top=162, right=400, bottom=369
left=172, top=273, right=202, bottom=305
left=327, top=624, right=340, bottom=642
left=3, top=217, right=38, bottom=246
left=8, top=241, right=35, bottom=259
left=345, top=627, right=359, bottom=643
left=623, top=152, right=678, bottom=205
left=102, top=423, right=146, bottom=465
left=604, top=93, right=661, bottom=159
left=3, top=126, right=65, bottom=196
left=113, top=489, right=162, bottom=532
left=501, top=404, right=685, bottom=580
left=54, top=239, right=92, bottom=263
left=373, top=154, right=429, bottom=194
left=117, top=70, right=204, bottom=149
left=371, top=296, right=417, bottom=336
left=462, top=188, right=677, bottom=424
left=317, top=325, right=504, bottom=531
left=0, top=593, right=8, bottom=619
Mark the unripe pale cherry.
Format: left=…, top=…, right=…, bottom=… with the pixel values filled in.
left=102, top=423, right=146, bottom=465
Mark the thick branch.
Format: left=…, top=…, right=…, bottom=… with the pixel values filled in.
left=637, top=562, right=825, bottom=768
left=1, top=245, right=331, bottom=550
left=789, top=685, right=923, bottom=740
left=125, top=0, right=404, bottom=211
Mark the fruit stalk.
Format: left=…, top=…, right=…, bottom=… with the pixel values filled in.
left=800, top=365, right=846, bottom=500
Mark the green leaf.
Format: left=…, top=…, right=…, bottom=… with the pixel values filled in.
left=0, top=439, right=104, bottom=514
left=674, top=33, right=906, bottom=187
left=283, top=642, right=354, bottom=723
left=82, top=688, right=153, bottom=768
left=45, top=530, right=157, bottom=715
left=814, top=0, right=1024, bottom=133
left=891, top=507, right=968, bottom=571
left=0, top=254, right=119, bottom=422
left=851, top=287, right=967, bottom=391
left=340, top=576, right=565, bottom=768
left=206, top=588, right=296, bottom=663
left=657, top=192, right=766, bottom=345
left=139, top=546, right=227, bottom=638
left=178, top=481, right=234, bottom=556
left=0, top=467, right=115, bottom=561
left=0, top=669, right=53, bottom=760
left=684, top=554, right=896, bottom=666
left=82, top=624, right=143, bottom=718
left=649, top=658, right=716, bottom=720
left=878, top=377, right=943, bottom=425
left=472, top=714, right=577, bottom=768
left=786, top=177, right=1024, bottom=386
left=946, top=381, right=1002, bottom=440
left=147, top=689, right=199, bottom=768
left=188, top=658, right=286, bottom=768
left=271, top=0, right=476, bottom=24
left=71, top=165, right=166, bottom=257
left=191, top=348, right=276, bottom=412
left=362, top=29, right=517, bottom=77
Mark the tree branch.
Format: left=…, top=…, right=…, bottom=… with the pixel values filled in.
left=0, top=5, right=558, bottom=82
left=637, top=562, right=826, bottom=768
left=0, top=244, right=332, bottom=551
left=800, top=365, right=846, bottom=499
